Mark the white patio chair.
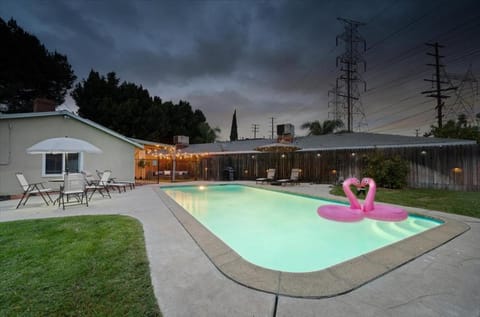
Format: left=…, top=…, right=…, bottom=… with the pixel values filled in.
left=85, top=170, right=111, bottom=201
left=59, top=173, right=88, bottom=210
left=277, top=168, right=301, bottom=186
left=15, top=172, right=54, bottom=209
left=256, top=168, right=276, bottom=184
left=102, top=170, right=128, bottom=193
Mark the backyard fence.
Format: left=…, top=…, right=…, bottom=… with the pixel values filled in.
left=136, top=144, right=480, bottom=191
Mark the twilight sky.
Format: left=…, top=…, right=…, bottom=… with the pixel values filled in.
left=1, top=0, right=479, bottom=140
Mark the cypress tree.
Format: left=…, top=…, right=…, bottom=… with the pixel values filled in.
left=230, top=109, right=238, bottom=141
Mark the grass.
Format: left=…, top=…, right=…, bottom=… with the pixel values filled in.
left=0, top=215, right=162, bottom=316
left=330, top=186, right=480, bottom=218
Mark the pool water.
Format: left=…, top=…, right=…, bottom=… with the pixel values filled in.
left=163, top=184, right=442, bottom=273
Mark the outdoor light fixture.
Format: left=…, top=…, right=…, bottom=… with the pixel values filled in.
left=316, top=153, right=321, bottom=157
left=421, top=150, right=427, bottom=155
left=452, top=167, right=462, bottom=173
left=351, top=152, right=356, bottom=157
left=331, top=169, right=337, bottom=174
left=251, top=155, right=255, bottom=159
left=281, top=154, right=286, bottom=158
left=244, top=169, right=248, bottom=174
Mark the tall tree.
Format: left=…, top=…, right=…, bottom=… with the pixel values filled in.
left=0, top=18, right=76, bottom=113
left=230, top=109, right=238, bottom=141
left=72, top=70, right=218, bottom=143
left=301, top=119, right=344, bottom=135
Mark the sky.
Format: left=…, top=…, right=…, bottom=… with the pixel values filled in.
left=1, top=0, right=479, bottom=141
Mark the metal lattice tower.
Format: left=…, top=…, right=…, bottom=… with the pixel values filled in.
left=442, top=66, right=479, bottom=124
left=328, top=85, right=344, bottom=122
left=335, top=17, right=368, bottom=132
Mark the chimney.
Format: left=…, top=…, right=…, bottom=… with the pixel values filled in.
left=276, top=124, right=295, bottom=143
left=33, top=98, right=56, bottom=112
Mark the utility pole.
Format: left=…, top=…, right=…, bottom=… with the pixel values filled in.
left=335, top=17, right=367, bottom=132
left=422, top=43, right=457, bottom=128
left=251, top=124, right=259, bottom=139
left=269, top=117, right=276, bottom=139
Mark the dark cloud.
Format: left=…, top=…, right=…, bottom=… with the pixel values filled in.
left=1, top=0, right=479, bottom=139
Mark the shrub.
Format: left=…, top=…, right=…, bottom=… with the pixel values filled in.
left=362, top=153, right=409, bottom=189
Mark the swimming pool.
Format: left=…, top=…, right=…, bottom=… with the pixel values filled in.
left=163, top=184, right=442, bottom=273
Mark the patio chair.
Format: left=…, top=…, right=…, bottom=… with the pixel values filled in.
left=256, top=168, right=276, bottom=184
left=85, top=170, right=111, bottom=201
left=101, top=170, right=128, bottom=193
left=15, top=172, right=55, bottom=209
left=105, top=170, right=135, bottom=190
left=59, top=173, right=88, bottom=210
left=277, top=168, right=301, bottom=186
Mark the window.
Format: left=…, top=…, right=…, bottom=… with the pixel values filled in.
left=43, top=153, right=82, bottom=176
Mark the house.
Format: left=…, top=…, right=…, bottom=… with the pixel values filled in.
left=0, top=110, right=143, bottom=197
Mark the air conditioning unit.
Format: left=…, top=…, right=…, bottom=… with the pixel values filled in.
left=173, top=135, right=189, bottom=146
left=277, top=124, right=294, bottom=136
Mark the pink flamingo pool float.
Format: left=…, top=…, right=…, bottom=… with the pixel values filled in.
left=317, top=177, right=408, bottom=222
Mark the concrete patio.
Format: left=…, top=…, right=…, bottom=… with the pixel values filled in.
left=1, top=182, right=479, bottom=317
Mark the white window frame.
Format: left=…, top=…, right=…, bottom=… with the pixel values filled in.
left=41, top=153, right=84, bottom=177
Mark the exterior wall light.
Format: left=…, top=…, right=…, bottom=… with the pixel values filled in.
left=452, top=167, right=462, bottom=173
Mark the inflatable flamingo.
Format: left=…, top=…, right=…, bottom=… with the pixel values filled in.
left=317, top=177, right=365, bottom=222
left=360, top=178, right=408, bottom=221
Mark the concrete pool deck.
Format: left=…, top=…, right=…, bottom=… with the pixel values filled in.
left=1, top=182, right=479, bottom=316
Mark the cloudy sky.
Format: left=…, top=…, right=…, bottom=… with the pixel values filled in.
left=1, top=0, right=479, bottom=140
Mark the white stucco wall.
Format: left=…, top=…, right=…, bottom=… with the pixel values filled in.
left=0, top=115, right=138, bottom=196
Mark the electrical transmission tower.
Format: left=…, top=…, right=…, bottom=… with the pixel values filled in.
left=328, top=85, right=344, bottom=122
left=421, top=43, right=457, bottom=128
left=442, top=66, right=478, bottom=124
left=335, top=17, right=368, bottom=132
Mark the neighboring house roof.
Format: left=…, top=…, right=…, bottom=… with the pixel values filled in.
left=0, top=110, right=143, bottom=149
left=182, top=132, right=476, bottom=154
left=295, top=132, right=477, bottom=151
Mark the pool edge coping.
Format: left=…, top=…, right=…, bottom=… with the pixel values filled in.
left=154, top=184, right=470, bottom=299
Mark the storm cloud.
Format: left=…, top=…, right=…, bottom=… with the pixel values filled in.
left=1, top=0, right=479, bottom=140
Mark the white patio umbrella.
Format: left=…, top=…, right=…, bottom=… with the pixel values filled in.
left=26, top=137, right=102, bottom=154
left=26, top=136, right=102, bottom=173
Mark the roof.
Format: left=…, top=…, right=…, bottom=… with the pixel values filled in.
left=0, top=110, right=143, bottom=149
left=181, top=132, right=476, bottom=154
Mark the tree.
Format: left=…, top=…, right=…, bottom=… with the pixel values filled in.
left=230, top=109, right=238, bottom=141
left=424, top=114, right=480, bottom=143
left=72, top=70, right=218, bottom=143
left=0, top=18, right=76, bottom=113
left=301, top=119, right=344, bottom=135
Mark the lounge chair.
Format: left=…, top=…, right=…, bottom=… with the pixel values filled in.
left=106, top=170, right=135, bottom=190
left=59, top=173, right=88, bottom=210
left=277, top=168, right=301, bottom=186
left=84, top=171, right=111, bottom=200
left=256, top=168, right=276, bottom=184
left=101, top=170, right=128, bottom=193
left=15, top=172, right=54, bottom=209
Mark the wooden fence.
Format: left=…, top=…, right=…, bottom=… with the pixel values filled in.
left=136, top=144, right=480, bottom=191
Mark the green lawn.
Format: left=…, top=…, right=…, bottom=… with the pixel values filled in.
left=330, top=186, right=480, bottom=218
left=0, top=215, right=162, bottom=316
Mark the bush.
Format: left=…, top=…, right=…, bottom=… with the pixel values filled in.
left=362, top=153, right=409, bottom=189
